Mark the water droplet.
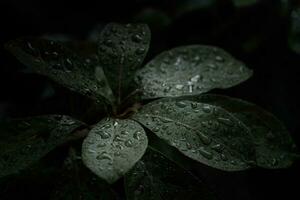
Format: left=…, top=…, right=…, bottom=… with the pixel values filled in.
left=96, top=152, right=112, bottom=161
left=133, top=131, right=141, bottom=140
left=191, top=102, right=198, bottom=109
left=97, top=143, right=106, bottom=148
left=104, top=39, right=113, bottom=46
left=176, top=101, right=187, bottom=108
left=187, top=81, right=193, bottom=93
left=199, top=147, right=213, bottom=159
left=98, top=131, right=111, bottom=139
left=202, top=105, right=212, bottom=113
left=160, top=118, right=172, bottom=123
left=218, top=117, right=234, bottom=127
left=125, top=139, right=133, bottom=147
left=220, top=153, right=228, bottom=161
left=198, top=132, right=211, bottom=145
left=113, top=121, right=119, bottom=127
left=271, top=158, right=278, bottom=166
left=186, top=143, right=192, bottom=150
left=190, top=74, right=200, bottom=83
left=215, top=56, right=224, bottom=62
left=121, top=130, right=129, bottom=136
left=132, top=34, right=142, bottom=42
left=152, top=127, right=160, bottom=132
left=136, top=48, right=145, bottom=55
left=102, top=124, right=111, bottom=129
left=211, top=144, right=223, bottom=152
left=113, top=135, right=123, bottom=142
left=175, top=84, right=184, bottom=90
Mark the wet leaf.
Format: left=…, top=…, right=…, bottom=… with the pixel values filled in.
left=125, top=148, right=216, bottom=200
left=5, top=38, right=115, bottom=104
left=97, top=23, right=151, bottom=102
left=135, top=45, right=252, bottom=99
left=82, top=118, right=148, bottom=183
left=289, top=8, right=300, bottom=54
left=194, top=94, right=298, bottom=168
left=132, top=98, right=256, bottom=171
left=0, top=115, right=85, bottom=178
left=232, top=0, right=258, bottom=7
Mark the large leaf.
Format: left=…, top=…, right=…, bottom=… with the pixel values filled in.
left=82, top=118, right=148, bottom=183
left=0, top=115, right=85, bottom=178
left=125, top=148, right=216, bottom=200
left=194, top=94, right=298, bottom=168
left=289, top=8, right=300, bottom=54
left=5, top=38, right=115, bottom=104
left=135, top=45, right=252, bottom=99
left=132, top=98, right=256, bottom=171
left=97, top=23, right=151, bottom=102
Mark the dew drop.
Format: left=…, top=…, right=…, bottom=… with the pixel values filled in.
left=102, top=124, right=111, bottom=129
left=211, top=144, right=223, bottom=152
left=97, top=143, right=106, bottom=148
left=96, top=152, right=112, bottom=161
left=218, top=117, right=234, bottom=127
left=190, top=74, right=200, bottom=83
left=202, top=105, right=212, bottom=113
left=125, top=139, right=134, bottom=147
left=220, top=153, right=228, bottom=161
left=175, top=84, right=184, bottom=90
left=136, top=48, right=145, bottom=55
left=198, top=132, right=211, bottom=145
left=152, top=127, right=160, bottom=132
left=191, top=102, right=198, bottom=109
left=199, top=147, right=213, bottom=159
left=132, top=34, right=142, bottom=43
left=98, top=131, right=111, bottom=139
left=133, top=131, right=141, bottom=140
left=176, top=101, right=187, bottom=108
left=121, top=130, right=129, bottom=136
left=215, top=56, right=224, bottom=62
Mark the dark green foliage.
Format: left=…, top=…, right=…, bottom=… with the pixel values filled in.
left=2, top=21, right=298, bottom=199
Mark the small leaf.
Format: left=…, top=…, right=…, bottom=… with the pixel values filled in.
left=132, top=98, right=256, bottom=171
left=135, top=45, right=252, bottom=99
left=97, top=23, right=151, bottom=102
left=0, top=115, right=85, bottom=178
left=232, top=0, right=258, bottom=7
left=125, top=148, right=216, bottom=200
left=195, top=94, right=298, bottom=168
left=289, top=8, right=300, bottom=54
left=5, top=38, right=115, bottom=104
left=82, top=118, right=148, bottom=183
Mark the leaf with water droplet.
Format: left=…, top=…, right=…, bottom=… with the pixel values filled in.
left=125, top=148, right=216, bottom=200
left=97, top=23, right=151, bottom=101
left=0, top=115, right=85, bottom=178
left=195, top=94, right=298, bottom=168
left=5, top=38, right=115, bottom=105
left=289, top=8, right=300, bottom=54
left=82, top=118, right=148, bottom=183
left=132, top=98, right=256, bottom=171
left=135, top=45, right=252, bottom=99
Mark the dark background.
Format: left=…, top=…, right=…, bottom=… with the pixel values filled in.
left=0, top=0, right=299, bottom=199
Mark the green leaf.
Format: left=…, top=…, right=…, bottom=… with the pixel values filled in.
left=82, top=118, right=148, bottom=183
left=135, top=45, right=252, bottom=99
left=132, top=98, right=256, bottom=171
left=232, top=0, right=258, bottom=7
left=0, top=115, right=85, bottom=178
left=194, top=94, right=298, bottom=168
left=125, top=148, right=216, bottom=200
left=289, top=8, right=300, bottom=54
left=97, top=23, right=151, bottom=102
left=5, top=38, right=115, bottom=104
